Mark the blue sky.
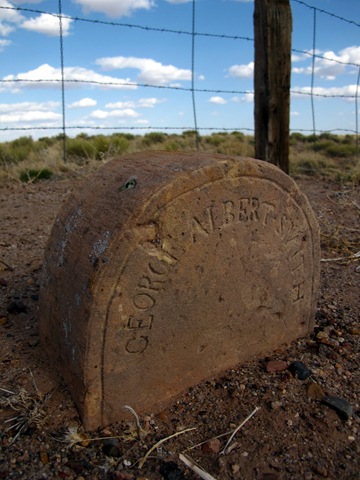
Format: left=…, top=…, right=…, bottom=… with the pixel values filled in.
left=0, top=0, right=359, bottom=141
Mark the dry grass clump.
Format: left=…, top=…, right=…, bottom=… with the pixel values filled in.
left=0, top=386, right=49, bottom=444
left=0, top=132, right=359, bottom=184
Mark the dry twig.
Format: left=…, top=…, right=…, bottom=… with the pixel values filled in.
left=123, top=405, right=147, bottom=441
left=0, top=259, right=13, bottom=271
left=220, top=406, right=260, bottom=455
left=179, top=453, right=218, bottom=480
left=138, top=427, right=196, bottom=469
left=0, top=387, right=48, bottom=444
left=321, top=250, right=360, bottom=263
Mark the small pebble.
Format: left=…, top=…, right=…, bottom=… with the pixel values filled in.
left=271, top=401, right=283, bottom=411
left=260, top=474, right=279, bottom=480
left=7, top=299, right=27, bottom=314
left=314, top=464, right=328, bottom=478
left=348, top=328, right=360, bottom=335
left=0, top=317, right=7, bottom=326
left=288, top=361, right=311, bottom=380
left=266, top=360, right=288, bottom=373
left=321, top=396, right=353, bottom=420
left=39, top=450, right=49, bottom=465
left=103, top=442, right=121, bottom=457
left=307, top=382, right=325, bottom=400
left=159, top=461, right=184, bottom=480
left=201, top=438, right=221, bottom=454
left=28, top=338, right=39, bottom=348
left=112, top=473, right=135, bottom=480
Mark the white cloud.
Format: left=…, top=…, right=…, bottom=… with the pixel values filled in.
left=0, top=39, right=11, bottom=51
left=0, top=100, right=59, bottom=112
left=0, top=111, right=61, bottom=123
left=0, top=0, right=25, bottom=35
left=2, top=64, right=137, bottom=90
left=0, top=100, right=61, bottom=124
left=96, top=56, right=191, bottom=85
left=292, top=46, right=360, bottom=80
left=73, top=0, right=155, bottom=18
left=21, top=13, right=72, bottom=36
left=68, top=97, right=97, bottom=108
left=291, top=84, right=358, bottom=100
left=209, top=96, right=227, bottom=105
left=291, top=111, right=300, bottom=117
left=105, top=97, right=165, bottom=109
left=90, top=109, right=139, bottom=119
left=11, top=1, right=44, bottom=3
left=228, top=61, right=254, bottom=79
left=231, top=92, right=254, bottom=103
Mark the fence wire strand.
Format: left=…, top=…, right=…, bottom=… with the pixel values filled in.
left=0, top=2, right=359, bottom=144
left=191, top=0, right=200, bottom=150
left=58, top=0, right=67, bottom=162
left=310, top=7, right=316, bottom=137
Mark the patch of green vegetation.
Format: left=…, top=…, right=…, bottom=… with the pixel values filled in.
left=0, top=131, right=358, bottom=183
left=142, top=132, right=167, bottom=146
left=19, top=168, right=53, bottom=183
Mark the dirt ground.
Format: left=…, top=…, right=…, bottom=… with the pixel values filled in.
left=0, top=170, right=359, bottom=480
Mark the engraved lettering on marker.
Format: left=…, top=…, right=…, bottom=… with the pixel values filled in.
left=125, top=336, right=149, bottom=354
left=292, top=281, right=305, bottom=303
left=239, top=197, right=259, bottom=222
left=133, top=293, right=156, bottom=310
left=122, top=190, right=312, bottom=352
left=127, top=315, right=153, bottom=330
left=260, top=202, right=276, bottom=225
left=223, top=200, right=235, bottom=224
left=124, top=258, right=172, bottom=353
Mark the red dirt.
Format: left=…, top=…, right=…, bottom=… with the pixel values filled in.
left=0, top=172, right=359, bottom=480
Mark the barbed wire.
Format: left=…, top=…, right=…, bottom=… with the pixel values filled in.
left=0, top=79, right=357, bottom=99
left=291, top=0, right=360, bottom=28
left=0, top=125, right=357, bottom=135
left=0, top=1, right=358, bottom=145
left=0, top=5, right=358, bottom=68
left=0, top=6, right=253, bottom=42
left=58, top=0, right=67, bottom=162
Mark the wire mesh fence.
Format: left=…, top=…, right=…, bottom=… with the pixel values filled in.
left=0, top=0, right=359, bottom=152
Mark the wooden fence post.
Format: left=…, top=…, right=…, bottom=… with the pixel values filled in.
left=254, top=0, right=292, bottom=174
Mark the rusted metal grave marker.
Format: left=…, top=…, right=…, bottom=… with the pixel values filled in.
left=39, top=152, right=320, bottom=429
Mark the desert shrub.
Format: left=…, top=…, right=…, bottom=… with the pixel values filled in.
left=318, top=132, right=340, bottom=142
left=119, top=133, right=136, bottom=141
left=230, top=131, right=245, bottom=142
left=204, top=134, right=224, bottom=147
left=92, top=135, right=112, bottom=159
left=312, top=140, right=333, bottom=153
left=324, top=142, right=356, bottom=158
left=142, top=132, right=167, bottom=146
left=304, top=134, right=318, bottom=143
left=19, top=168, right=53, bottom=183
left=164, top=141, right=179, bottom=152
left=0, top=139, right=33, bottom=164
left=290, top=132, right=306, bottom=144
left=342, top=134, right=355, bottom=145
left=66, top=137, right=96, bottom=160
left=38, top=136, right=58, bottom=147
left=109, top=135, right=130, bottom=155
